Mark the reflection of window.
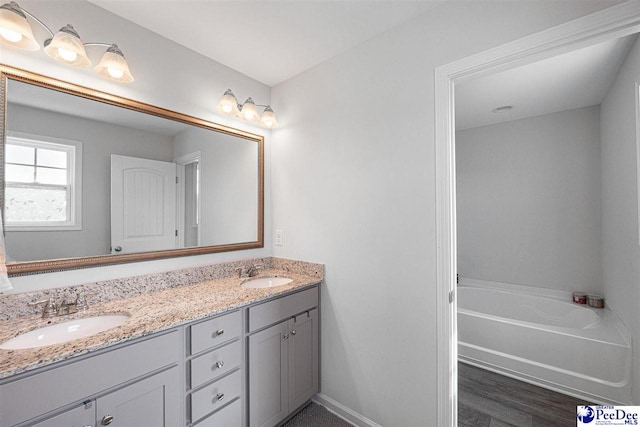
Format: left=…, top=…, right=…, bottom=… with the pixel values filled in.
left=4, top=132, right=82, bottom=231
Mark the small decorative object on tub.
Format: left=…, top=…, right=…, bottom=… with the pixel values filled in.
left=572, top=292, right=587, bottom=304
left=587, top=294, right=604, bottom=308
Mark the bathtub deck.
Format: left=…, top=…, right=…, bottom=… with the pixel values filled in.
left=459, top=362, right=591, bottom=427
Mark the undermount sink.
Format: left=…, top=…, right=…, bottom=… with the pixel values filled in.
left=0, top=314, right=130, bottom=350
left=241, top=277, right=293, bottom=289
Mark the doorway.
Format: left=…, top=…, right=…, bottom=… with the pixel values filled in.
left=434, top=3, right=640, bottom=425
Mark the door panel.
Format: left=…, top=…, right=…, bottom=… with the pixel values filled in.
left=96, top=367, right=180, bottom=427
left=249, top=321, right=289, bottom=427
left=111, top=155, right=176, bottom=254
left=288, top=309, right=319, bottom=410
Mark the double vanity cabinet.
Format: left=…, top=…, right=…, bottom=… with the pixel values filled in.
left=0, top=284, right=319, bottom=427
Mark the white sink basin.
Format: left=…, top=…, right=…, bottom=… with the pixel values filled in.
left=0, top=314, right=130, bottom=350
left=241, top=277, right=293, bottom=289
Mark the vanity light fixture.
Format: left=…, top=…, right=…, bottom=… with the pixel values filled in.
left=0, top=1, right=134, bottom=82
left=216, top=89, right=279, bottom=128
left=43, top=24, right=91, bottom=67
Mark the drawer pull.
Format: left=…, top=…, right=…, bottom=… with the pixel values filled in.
left=291, top=330, right=296, bottom=336
left=215, top=329, right=224, bottom=336
left=216, top=393, right=225, bottom=402
left=283, top=333, right=289, bottom=340
left=215, top=360, right=224, bottom=369
left=101, top=414, right=114, bottom=425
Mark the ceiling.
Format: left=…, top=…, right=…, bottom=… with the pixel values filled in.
left=87, top=0, right=447, bottom=87
left=85, top=1, right=637, bottom=129
left=456, top=34, right=638, bottom=130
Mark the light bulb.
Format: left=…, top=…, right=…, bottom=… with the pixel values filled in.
left=107, top=67, right=124, bottom=79
left=57, top=47, right=77, bottom=63
left=222, top=104, right=233, bottom=113
left=0, top=27, right=21, bottom=43
left=258, top=106, right=278, bottom=128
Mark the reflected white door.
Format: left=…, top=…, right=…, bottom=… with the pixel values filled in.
left=111, top=155, right=177, bottom=254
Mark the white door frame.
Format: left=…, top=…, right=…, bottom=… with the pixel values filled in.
left=435, top=2, right=640, bottom=425
left=174, top=151, right=202, bottom=248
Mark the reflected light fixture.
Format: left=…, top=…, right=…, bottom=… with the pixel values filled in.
left=0, top=1, right=134, bottom=82
left=216, top=89, right=278, bottom=128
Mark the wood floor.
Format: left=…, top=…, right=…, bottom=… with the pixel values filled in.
left=458, top=362, right=591, bottom=427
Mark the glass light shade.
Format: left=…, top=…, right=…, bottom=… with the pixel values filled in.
left=216, top=89, right=240, bottom=116
left=44, top=24, right=91, bottom=67
left=258, top=106, right=278, bottom=128
left=95, top=44, right=134, bottom=83
left=0, top=3, right=38, bottom=50
left=238, top=98, right=259, bottom=123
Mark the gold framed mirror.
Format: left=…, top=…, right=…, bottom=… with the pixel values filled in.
left=0, top=65, right=264, bottom=275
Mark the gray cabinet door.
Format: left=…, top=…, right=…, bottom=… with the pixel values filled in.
left=96, top=367, right=180, bottom=427
left=288, top=308, right=319, bottom=410
left=248, top=320, right=289, bottom=427
left=31, top=402, right=95, bottom=427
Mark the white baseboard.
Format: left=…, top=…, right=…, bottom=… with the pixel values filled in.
left=312, top=393, right=382, bottom=427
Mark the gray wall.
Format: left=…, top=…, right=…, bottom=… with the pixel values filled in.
left=173, top=127, right=258, bottom=246
left=456, top=106, right=603, bottom=293
left=270, top=2, right=617, bottom=425
left=601, top=34, right=640, bottom=404
left=5, top=104, right=174, bottom=261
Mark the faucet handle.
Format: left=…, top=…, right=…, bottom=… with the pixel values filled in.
left=28, top=298, right=57, bottom=318
left=75, top=292, right=99, bottom=311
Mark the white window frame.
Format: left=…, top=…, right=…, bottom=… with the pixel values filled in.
left=5, top=131, right=83, bottom=231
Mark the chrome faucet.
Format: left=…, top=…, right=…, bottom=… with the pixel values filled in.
left=236, top=263, right=264, bottom=278
left=28, top=292, right=98, bottom=318
left=247, top=263, right=263, bottom=277
left=27, top=298, right=57, bottom=318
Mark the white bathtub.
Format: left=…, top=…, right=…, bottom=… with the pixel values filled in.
left=457, top=279, right=632, bottom=404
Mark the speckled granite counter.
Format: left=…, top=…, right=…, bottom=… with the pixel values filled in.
left=0, top=257, right=323, bottom=379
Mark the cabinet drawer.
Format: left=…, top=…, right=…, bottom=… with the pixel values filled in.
left=190, top=370, right=241, bottom=422
left=193, top=398, right=241, bottom=427
left=249, top=287, right=318, bottom=332
left=190, top=310, right=241, bottom=355
left=190, top=340, right=241, bottom=389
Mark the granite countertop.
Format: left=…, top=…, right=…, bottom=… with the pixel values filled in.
left=0, top=268, right=321, bottom=379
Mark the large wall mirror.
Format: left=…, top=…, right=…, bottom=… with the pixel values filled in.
left=0, top=65, right=264, bottom=275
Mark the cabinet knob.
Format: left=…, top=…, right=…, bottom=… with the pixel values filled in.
left=215, top=360, right=224, bottom=369
left=283, top=333, right=289, bottom=340
left=216, top=393, right=225, bottom=401
left=215, top=329, right=224, bottom=336
left=291, top=330, right=296, bottom=336
left=101, top=414, right=114, bottom=425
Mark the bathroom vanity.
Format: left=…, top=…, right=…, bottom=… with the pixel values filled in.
left=0, top=259, right=322, bottom=427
